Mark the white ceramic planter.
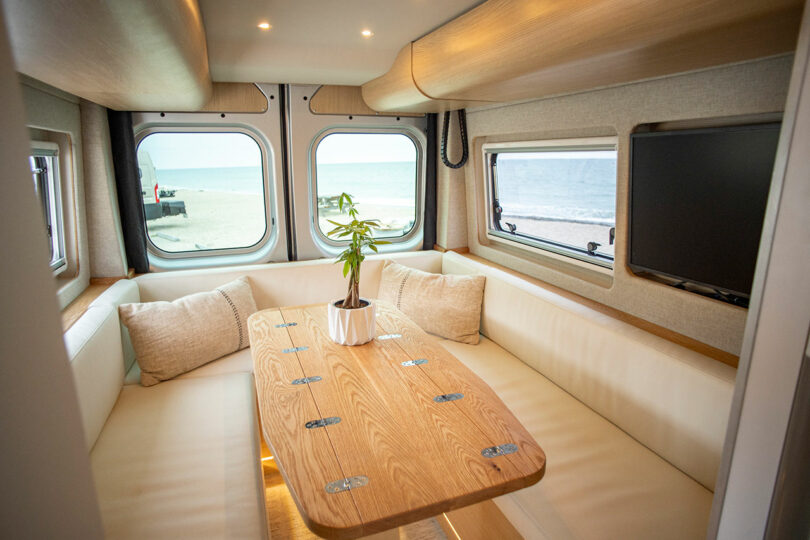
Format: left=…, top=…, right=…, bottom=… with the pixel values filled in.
left=327, top=298, right=376, bottom=346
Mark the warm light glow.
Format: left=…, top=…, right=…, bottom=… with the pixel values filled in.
left=257, top=22, right=271, bottom=30
left=361, top=29, right=374, bottom=38
left=261, top=456, right=274, bottom=461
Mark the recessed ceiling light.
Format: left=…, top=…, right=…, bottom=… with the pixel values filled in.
left=361, top=29, right=374, bottom=38
left=258, top=22, right=271, bottom=31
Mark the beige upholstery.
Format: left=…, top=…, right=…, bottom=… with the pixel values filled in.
left=91, top=279, right=140, bottom=373
left=90, top=373, right=268, bottom=539
left=119, top=277, right=257, bottom=386
left=124, top=348, right=253, bottom=385
left=63, top=304, right=124, bottom=451
left=441, top=252, right=736, bottom=491
left=133, top=251, right=443, bottom=307
left=441, top=336, right=714, bottom=540
left=378, top=260, right=485, bottom=344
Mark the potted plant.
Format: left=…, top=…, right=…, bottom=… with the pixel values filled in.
left=326, top=193, right=388, bottom=345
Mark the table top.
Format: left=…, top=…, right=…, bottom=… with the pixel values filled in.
left=248, top=301, right=545, bottom=539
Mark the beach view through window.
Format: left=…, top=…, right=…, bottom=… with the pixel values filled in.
left=136, top=132, right=266, bottom=253
left=315, top=133, right=417, bottom=240
left=494, top=149, right=617, bottom=258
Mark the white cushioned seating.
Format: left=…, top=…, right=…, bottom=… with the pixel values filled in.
left=441, top=336, right=713, bottom=540
left=68, top=250, right=735, bottom=539
left=124, top=348, right=253, bottom=385
left=64, top=303, right=125, bottom=451
left=91, top=373, right=267, bottom=539
left=65, top=281, right=269, bottom=539
left=442, top=252, right=736, bottom=492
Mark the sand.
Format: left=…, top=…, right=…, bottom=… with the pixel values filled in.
left=145, top=189, right=417, bottom=252
left=146, top=189, right=265, bottom=252
left=503, top=215, right=615, bottom=258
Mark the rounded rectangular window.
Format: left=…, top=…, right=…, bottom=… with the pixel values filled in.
left=314, top=132, right=418, bottom=240
left=136, top=132, right=266, bottom=253
left=486, top=138, right=617, bottom=267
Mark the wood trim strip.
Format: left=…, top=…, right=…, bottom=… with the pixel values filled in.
left=433, top=244, right=470, bottom=254
left=457, top=252, right=740, bottom=368
left=60, top=275, right=130, bottom=332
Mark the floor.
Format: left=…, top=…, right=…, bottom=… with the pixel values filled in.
left=262, top=458, right=448, bottom=539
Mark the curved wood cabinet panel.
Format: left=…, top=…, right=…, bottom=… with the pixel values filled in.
left=362, top=44, right=490, bottom=113
left=5, top=0, right=212, bottom=111
left=363, top=0, right=802, bottom=112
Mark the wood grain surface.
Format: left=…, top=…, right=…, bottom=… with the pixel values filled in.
left=249, top=310, right=361, bottom=537
left=309, top=85, right=422, bottom=117
left=197, top=83, right=269, bottom=113
left=249, top=303, right=545, bottom=538
left=362, top=0, right=801, bottom=112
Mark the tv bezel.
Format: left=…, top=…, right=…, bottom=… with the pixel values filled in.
left=627, top=122, right=781, bottom=300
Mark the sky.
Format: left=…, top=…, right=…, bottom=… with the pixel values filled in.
left=138, top=132, right=263, bottom=170
left=137, top=132, right=417, bottom=170
left=316, top=133, right=416, bottom=164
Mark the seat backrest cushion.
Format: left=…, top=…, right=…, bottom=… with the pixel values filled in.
left=90, top=279, right=140, bottom=374
left=441, top=252, right=736, bottom=491
left=134, top=251, right=443, bottom=308
left=63, top=303, right=125, bottom=451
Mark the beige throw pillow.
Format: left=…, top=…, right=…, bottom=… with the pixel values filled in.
left=119, top=277, right=257, bottom=386
left=378, top=260, right=485, bottom=344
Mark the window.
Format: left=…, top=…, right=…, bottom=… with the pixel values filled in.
left=136, top=132, right=267, bottom=254
left=486, top=138, right=617, bottom=267
left=29, top=144, right=66, bottom=272
left=313, top=132, right=419, bottom=242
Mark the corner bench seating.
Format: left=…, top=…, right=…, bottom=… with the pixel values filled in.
left=65, top=250, right=735, bottom=539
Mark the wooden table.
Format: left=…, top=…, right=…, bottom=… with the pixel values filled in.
left=248, top=301, right=546, bottom=539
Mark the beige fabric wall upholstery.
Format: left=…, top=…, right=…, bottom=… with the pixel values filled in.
left=63, top=303, right=124, bottom=451
left=378, top=260, right=485, bottom=344
left=119, top=277, right=257, bottom=386
left=80, top=100, right=127, bottom=278
left=436, top=117, right=468, bottom=250
left=20, top=77, right=90, bottom=309
left=134, top=251, right=444, bottom=306
left=442, top=252, right=736, bottom=491
left=461, top=55, right=794, bottom=355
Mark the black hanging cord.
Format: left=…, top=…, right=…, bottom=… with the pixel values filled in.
left=440, top=109, right=468, bottom=169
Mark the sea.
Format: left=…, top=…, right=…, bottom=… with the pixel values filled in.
left=155, top=158, right=615, bottom=224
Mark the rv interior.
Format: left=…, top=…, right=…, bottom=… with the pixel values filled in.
left=1, top=0, right=810, bottom=538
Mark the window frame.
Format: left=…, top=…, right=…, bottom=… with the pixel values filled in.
left=133, top=126, right=276, bottom=260
left=309, top=127, right=425, bottom=251
left=483, top=136, right=618, bottom=269
left=30, top=142, right=67, bottom=274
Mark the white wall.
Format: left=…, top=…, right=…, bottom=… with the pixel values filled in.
left=0, top=10, right=103, bottom=538
left=712, top=4, right=810, bottom=536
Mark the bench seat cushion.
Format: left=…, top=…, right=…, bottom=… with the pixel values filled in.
left=90, top=372, right=267, bottom=539
left=440, top=336, right=713, bottom=540
left=124, top=348, right=253, bottom=385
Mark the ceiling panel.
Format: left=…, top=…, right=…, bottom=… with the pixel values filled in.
left=199, top=0, right=484, bottom=85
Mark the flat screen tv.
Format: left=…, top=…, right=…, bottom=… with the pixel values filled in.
left=629, top=122, right=781, bottom=300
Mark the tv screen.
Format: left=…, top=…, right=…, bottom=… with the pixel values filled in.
left=629, top=123, right=781, bottom=299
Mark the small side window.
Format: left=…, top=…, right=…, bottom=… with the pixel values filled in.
left=486, top=138, right=617, bottom=267
left=136, top=132, right=268, bottom=254
left=29, top=145, right=66, bottom=272
left=313, top=132, right=419, bottom=242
